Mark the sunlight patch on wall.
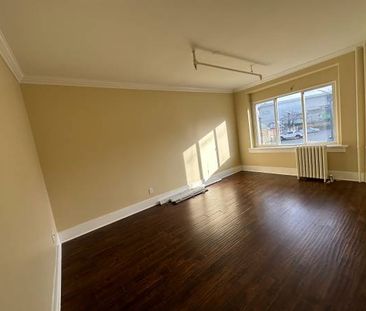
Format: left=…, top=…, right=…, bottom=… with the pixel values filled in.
left=183, top=144, right=202, bottom=187
left=199, top=131, right=219, bottom=181
left=215, top=121, right=230, bottom=166
left=183, top=121, right=231, bottom=186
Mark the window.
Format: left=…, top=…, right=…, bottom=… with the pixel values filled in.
left=278, top=92, right=304, bottom=145
left=254, top=84, right=336, bottom=146
left=304, top=85, right=335, bottom=143
left=256, top=100, right=277, bottom=145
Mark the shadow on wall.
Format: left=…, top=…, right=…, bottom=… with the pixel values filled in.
left=183, top=121, right=230, bottom=187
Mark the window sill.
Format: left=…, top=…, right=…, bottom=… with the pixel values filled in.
left=248, top=144, right=348, bottom=154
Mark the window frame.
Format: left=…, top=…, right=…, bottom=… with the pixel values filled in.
left=252, top=82, right=339, bottom=148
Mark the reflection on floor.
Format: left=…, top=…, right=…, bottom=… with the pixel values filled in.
left=62, top=172, right=366, bottom=311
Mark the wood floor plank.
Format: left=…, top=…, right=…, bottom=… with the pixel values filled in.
left=62, top=172, right=366, bottom=310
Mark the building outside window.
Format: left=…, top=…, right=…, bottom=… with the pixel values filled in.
left=254, top=84, right=336, bottom=147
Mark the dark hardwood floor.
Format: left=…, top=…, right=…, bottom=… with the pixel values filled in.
left=62, top=172, right=366, bottom=311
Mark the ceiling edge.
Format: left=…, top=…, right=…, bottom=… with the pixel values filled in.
left=21, top=75, right=233, bottom=94
left=1, top=22, right=364, bottom=95
left=0, top=29, right=23, bottom=81
left=234, top=42, right=364, bottom=93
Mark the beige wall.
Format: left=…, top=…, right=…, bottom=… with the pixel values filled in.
left=22, top=85, right=240, bottom=231
left=0, top=57, right=57, bottom=310
left=18, top=50, right=365, bottom=237
left=234, top=51, right=365, bottom=174
left=1, top=40, right=364, bottom=310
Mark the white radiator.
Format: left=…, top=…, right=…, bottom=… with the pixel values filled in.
left=295, top=145, right=328, bottom=182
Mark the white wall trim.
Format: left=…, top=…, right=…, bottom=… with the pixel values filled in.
left=52, top=235, right=62, bottom=311
left=242, top=165, right=298, bottom=176
left=1, top=29, right=362, bottom=96
left=364, top=42, right=366, bottom=182
left=235, top=43, right=362, bottom=92
left=21, top=75, right=232, bottom=94
left=59, top=185, right=187, bottom=243
left=206, top=165, right=242, bottom=182
left=0, top=22, right=363, bottom=96
left=242, top=165, right=361, bottom=182
left=248, top=145, right=348, bottom=154
left=355, top=47, right=362, bottom=183
left=59, top=166, right=242, bottom=243
left=249, top=147, right=295, bottom=154
left=20, top=44, right=358, bottom=95
left=330, top=170, right=364, bottom=182
left=58, top=163, right=362, bottom=243
left=0, top=29, right=23, bottom=81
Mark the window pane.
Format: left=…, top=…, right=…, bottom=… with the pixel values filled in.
left=304, top=85, right=335, bottom=143
left=256, top=100, right=277, bottom=145
left=278, top=93, right=304, bottom=145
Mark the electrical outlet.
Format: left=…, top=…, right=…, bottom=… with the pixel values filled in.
left=148, top=187, right=154, bottom=195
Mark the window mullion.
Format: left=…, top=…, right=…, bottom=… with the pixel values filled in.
left=301, top=91, right=308, bottom=144
left=274, top=98, right=280, bottom=145
left=255, top=106, right=262, bottom=145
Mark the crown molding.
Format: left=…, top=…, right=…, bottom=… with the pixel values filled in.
left=1, top=21, right=363, bottom=96
left=234, top=42, right=364, bottom=93
left=20, top=42, right=364, bottom=94
left=0, top=29, right=23, bottom=82
left=21, top=75, right=233, bottom=94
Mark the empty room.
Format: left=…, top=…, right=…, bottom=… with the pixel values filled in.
left=2, top=1, right=366, bottom=310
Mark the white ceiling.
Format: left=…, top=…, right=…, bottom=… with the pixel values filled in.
left=0, top=0, right=366, bottom=91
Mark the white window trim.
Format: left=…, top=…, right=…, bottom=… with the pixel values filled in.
left=248, top=144, right=348, bottom=153
left=251, top=81, right=341, bottom=150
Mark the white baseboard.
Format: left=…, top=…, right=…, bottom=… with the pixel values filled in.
left=59, top=165, right=242, bottom=243
left=208, top=165, right=243, bottom=181
left=53, top=163, right=358, bottom=310
left=58, top=164, right=360, bottom=243
left=52, top=236, right=62, bottom=311
left=59, top=185, right=187, bottom=243
left=329, top=170, right=363, bottom=182
left=242, top=165, right=297, bottom=176
left=241, top=165, right=361, bottom=182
